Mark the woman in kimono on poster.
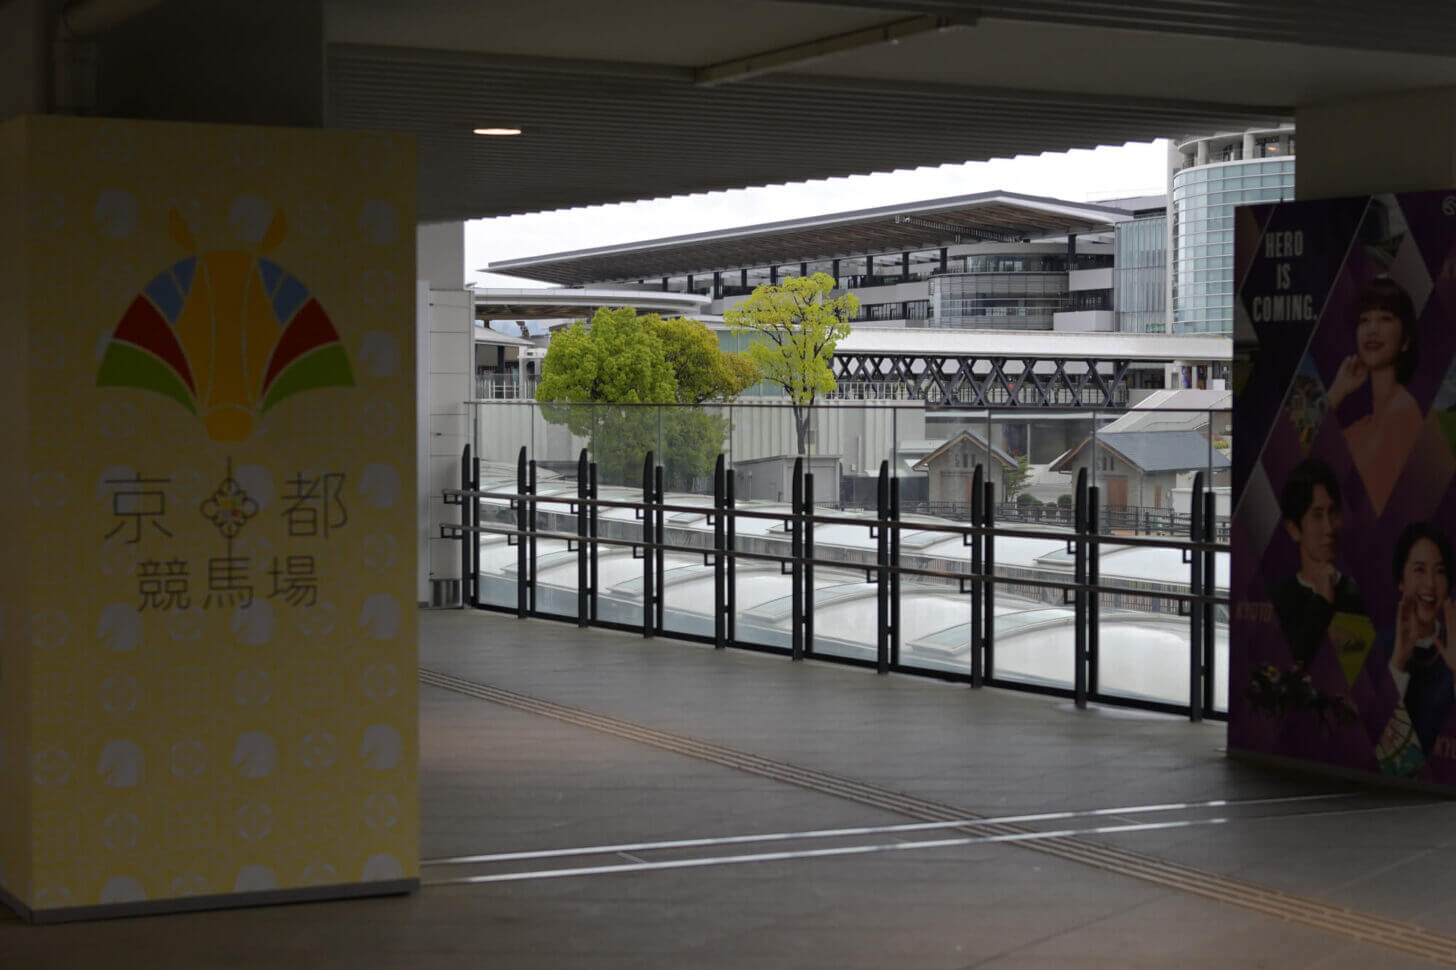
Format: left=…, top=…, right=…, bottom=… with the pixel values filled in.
left=1324, top=277, right=1421, bottom=514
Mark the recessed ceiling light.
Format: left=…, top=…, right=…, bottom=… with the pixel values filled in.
left=474, top=127, right=522, bottom=136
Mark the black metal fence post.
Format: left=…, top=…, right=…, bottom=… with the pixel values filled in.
left=791, top=456, right=804, bottom=662
left=516, top=446, right=528, bottom=619
left=642, top=451, right=654, bottom=639
left=589, top=460, right=599, bottom=623
left=804, top=468, right=815, bottom=657
left=1189, top=471, right=1205, bottom=723
left=577, top=449, right=589, bottom=627
left=876, top=460, right=890, bottom=675
left=970, top=464, right=984, bottom=688
left=1088, top=484, right=1101, bottom=697
left=726, top=469, right=737, bottom=646
left=655, top=461, right=665, bottom=634
left=461, top=443, right=472, bottom=610
left=714, top=455, right=727, bottom=649
left=889, top=471, right=901, bottom=668
left=983, top=477, right=996, bottom=680
left=470, top=445, right=483, bottom=608
left=1202, top=487, right=1217, bottom=714
left=1073, top=468, right=1088, bottom=710
left=528, top=456, right=538, bottom=614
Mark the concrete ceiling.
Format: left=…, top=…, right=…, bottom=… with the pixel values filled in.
left=315, top=1, right=1456, bottom=220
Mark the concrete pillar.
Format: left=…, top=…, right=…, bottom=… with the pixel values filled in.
left=418, top=222, right=465, bottom=290
left=417, top=223, right=471, bottom=607
left=1297, top=87, right=1456, bottom=199
left=1242, top=132, right=1256, bottom=160
left=0, top=0, right=48, bottom=121
left=0, top=116, right=419, bottom=922
left=422, top=288, right=472, bottom=604
left=1195, top=140, right=1208, bottom=166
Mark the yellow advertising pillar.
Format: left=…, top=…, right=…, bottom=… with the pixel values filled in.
left=0, top=116, right=418, bottom=921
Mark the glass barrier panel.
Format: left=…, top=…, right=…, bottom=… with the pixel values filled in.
left=982, top=410, right=1098, bottom=692
left=659, top=403, right=731, bottom=640
left=1087, top=408, right=1231, bottom=711
left=471, top=401, right=534, bottom=610
left=727, top=402, right=803, bottom=653
left=467, top=397, right=1231, bottom=717
left=805, top=403, right=892, bottom=663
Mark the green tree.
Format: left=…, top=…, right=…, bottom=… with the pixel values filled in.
left=644, top=315, right=759, bottom=404
left=537, top=306, right=676, bottom=405
left=1002, top=453, right=1034, bottom=503
left=537, top=307, right=753, bottom=487
left=724, top=272, right=857, bottom=456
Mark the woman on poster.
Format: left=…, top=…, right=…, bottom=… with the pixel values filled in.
left=1385, top=522, right=1456, bottom=760
left=1325, top=277, right=1422, bottom=513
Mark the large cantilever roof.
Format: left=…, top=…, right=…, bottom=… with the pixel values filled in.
left=485, top=191, right=1132, bottom=286
left=471, top=287, right=711, bottom=321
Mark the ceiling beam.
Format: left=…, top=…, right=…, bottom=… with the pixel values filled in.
left=693, top=13, right=972, bottom=86
left=764, top=0, right=1456, bottom=57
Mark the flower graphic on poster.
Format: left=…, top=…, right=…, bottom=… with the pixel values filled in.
left=200, top=471, right=258, bottom=540
left=96, top=207, right=354, bottom=441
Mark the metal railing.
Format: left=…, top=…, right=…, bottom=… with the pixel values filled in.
left=896, top=501, right=1230, bottom=540
left=475, top=374, right=538, bottom=400
left=443, top=444, right=1228, bottom=722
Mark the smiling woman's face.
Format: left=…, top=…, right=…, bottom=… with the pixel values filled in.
left=1355, top=308, right=1405, bottom=370
left=1400, top=536, right=1449, bottom=632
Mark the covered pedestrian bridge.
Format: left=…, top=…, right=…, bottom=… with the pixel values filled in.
left=7, top=1, right=1456, bottom=964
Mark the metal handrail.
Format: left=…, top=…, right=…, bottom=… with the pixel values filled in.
left=442, top=518, right=1224, bottom=607
left=447, top=486, right=1230, bottom=558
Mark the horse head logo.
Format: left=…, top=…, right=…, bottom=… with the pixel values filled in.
left=97, top=207, right=354, bottom=441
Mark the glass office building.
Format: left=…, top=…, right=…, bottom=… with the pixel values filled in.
left=928, top=250, right=1112, bottom=330
left=1170, top=128, right=1295, bottom=334
left=1113, top=214, right=1167, bottom=333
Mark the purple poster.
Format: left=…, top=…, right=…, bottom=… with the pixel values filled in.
left=1232, top=191, right=1456, bottom=787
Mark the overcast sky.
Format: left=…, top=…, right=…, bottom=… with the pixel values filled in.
left=466, top=138, right=1170, bottom=289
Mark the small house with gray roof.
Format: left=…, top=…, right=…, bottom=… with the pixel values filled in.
left=911, top=430, right=1019, bottom=509
left=1049, top=429, right=1229, bottom=512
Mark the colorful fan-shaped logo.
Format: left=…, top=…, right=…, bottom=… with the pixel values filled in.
left=97, top=208, right=353, bottom=441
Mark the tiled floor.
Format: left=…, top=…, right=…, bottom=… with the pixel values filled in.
left=3, top=609, right=1454, bottom=968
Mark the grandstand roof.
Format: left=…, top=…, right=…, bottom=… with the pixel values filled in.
left=486, top=191, right=1131, bottom=286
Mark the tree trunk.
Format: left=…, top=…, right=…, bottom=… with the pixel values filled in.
left=794, top=406, right=810, bottom=456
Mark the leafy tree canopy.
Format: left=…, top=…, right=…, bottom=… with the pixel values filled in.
left=723, top=273, right=857, bottom=453
left=535, top=306, right=758, bottom=488
left=537, top=306, right=757, bottom=406
left=536, top=306, right=676, bottom=405
left=643, top=315, right=759, bottom=404
left=724, top=273, right=856, bottom=406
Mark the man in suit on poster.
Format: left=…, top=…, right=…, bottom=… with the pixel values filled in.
left=1270, top=458, right=1366, bottom=667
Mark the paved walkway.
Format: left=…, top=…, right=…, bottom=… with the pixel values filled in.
left=4, top=609, right=1456, bottom=969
